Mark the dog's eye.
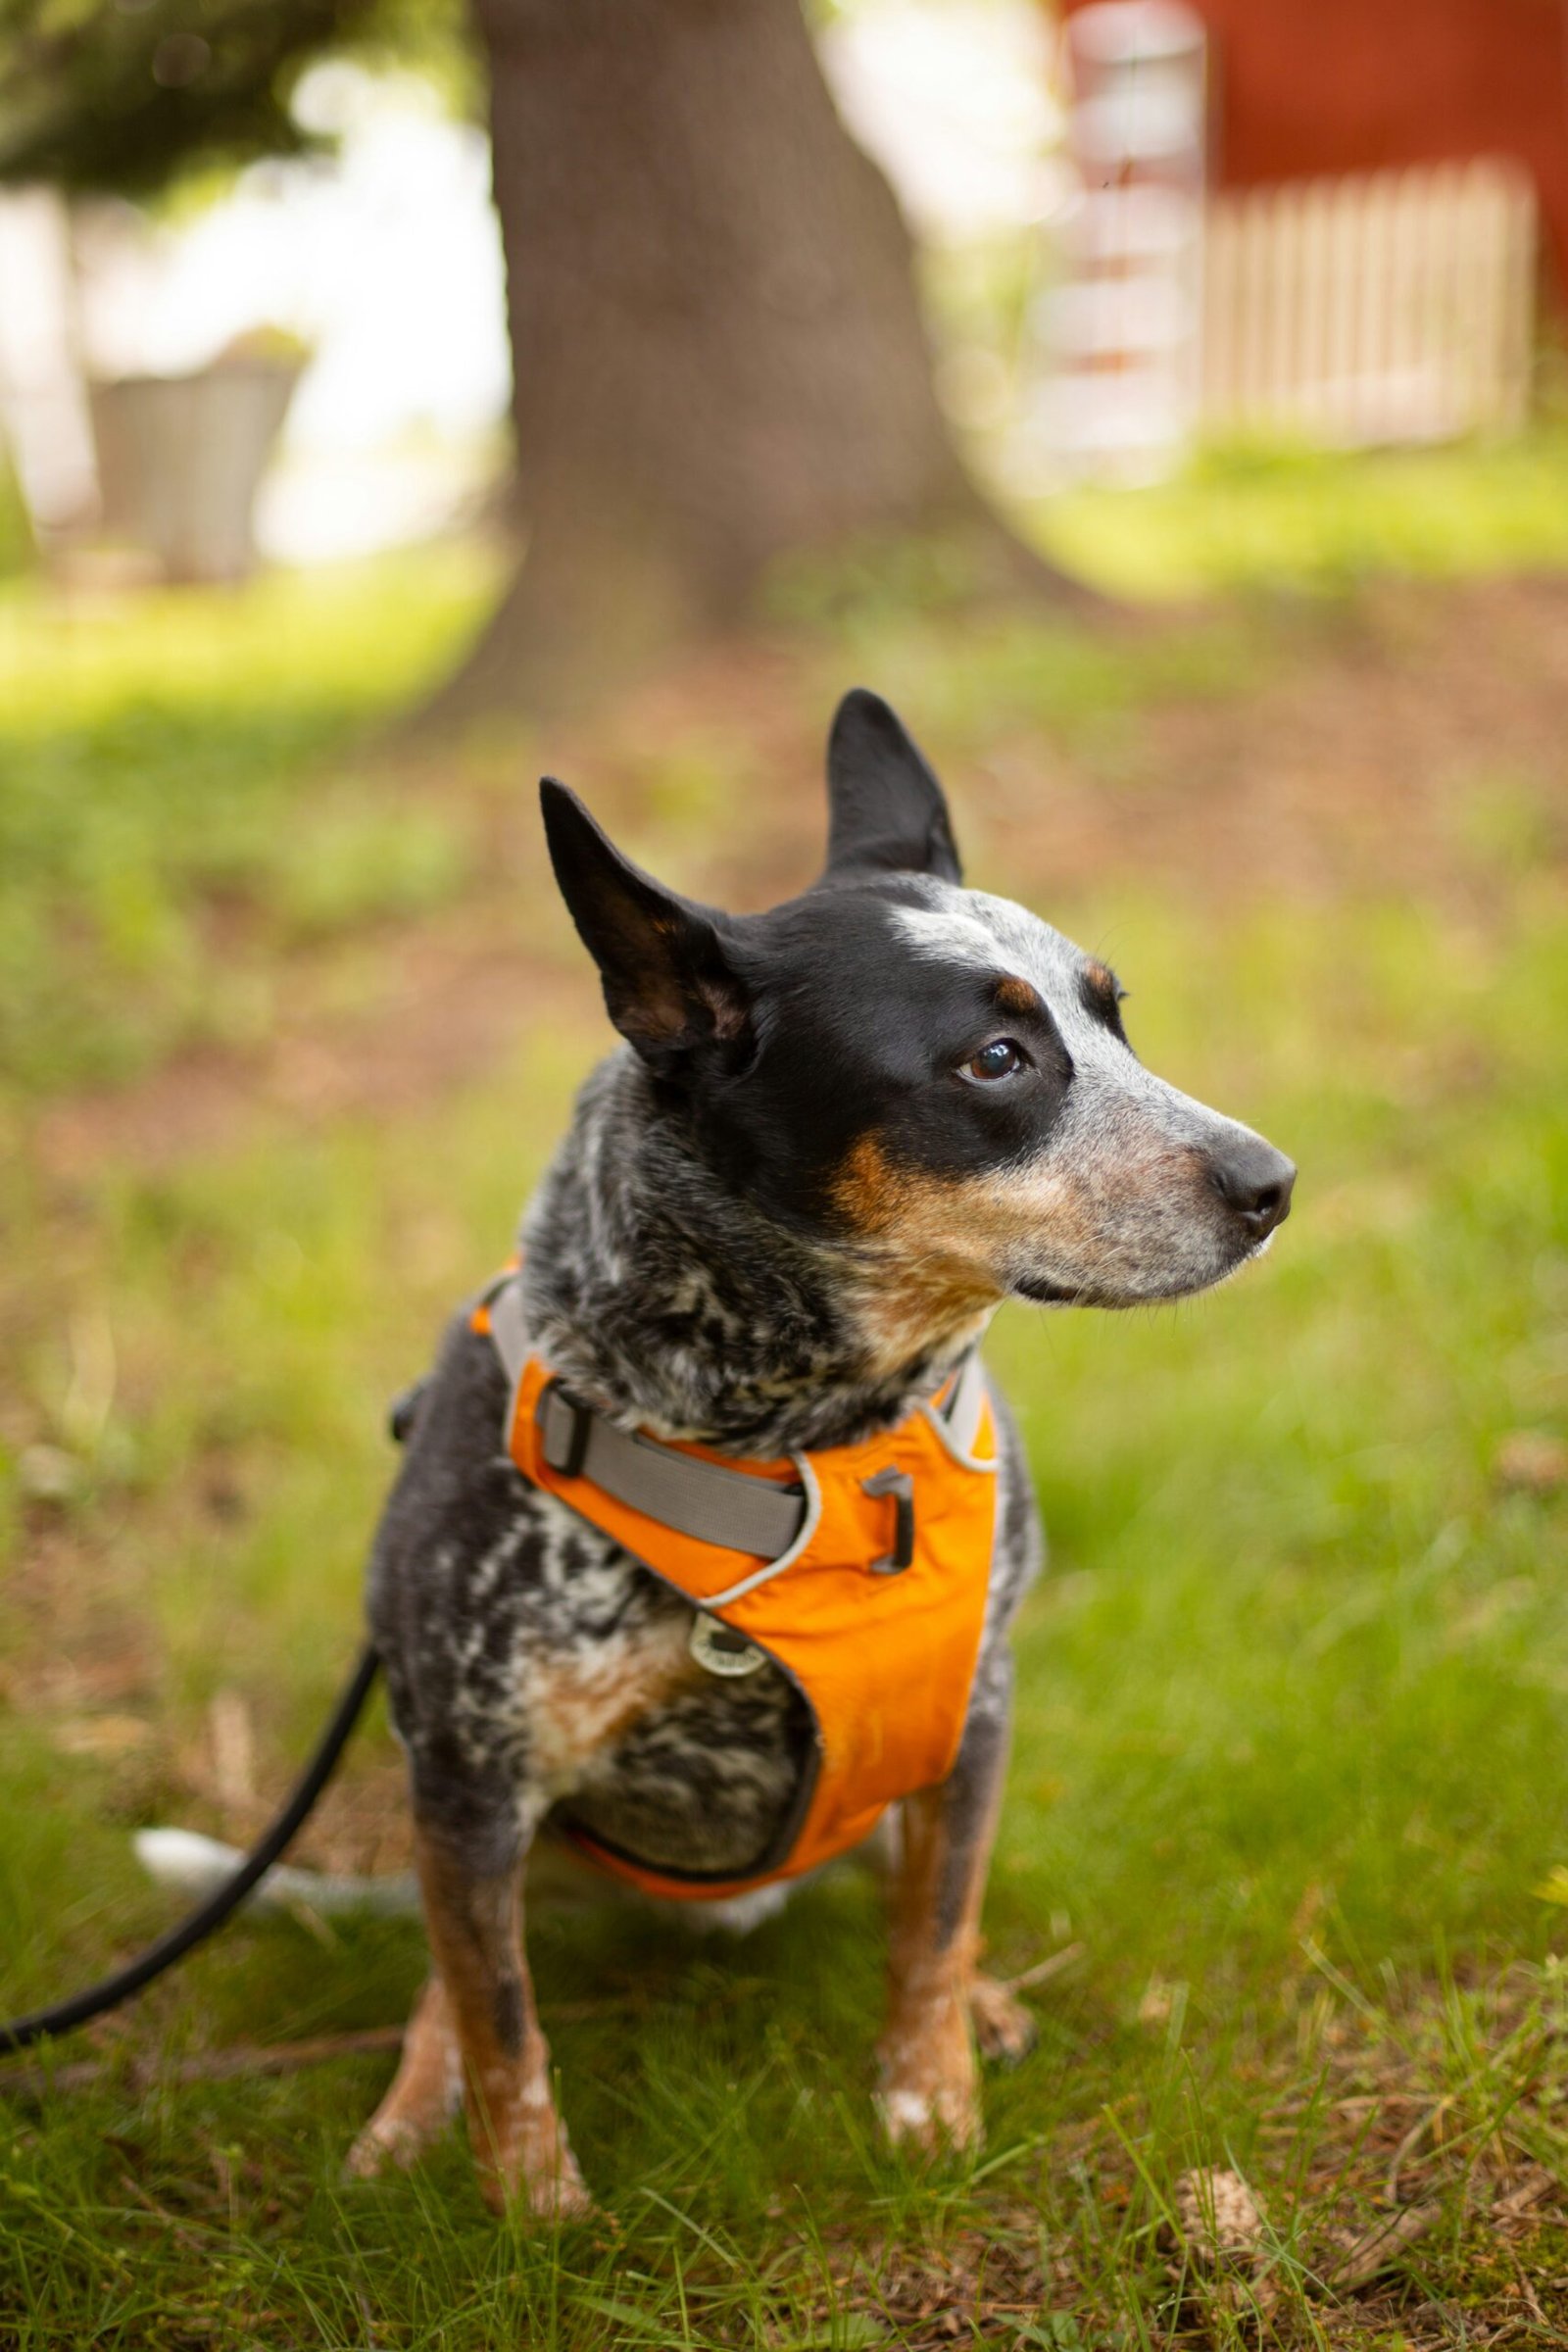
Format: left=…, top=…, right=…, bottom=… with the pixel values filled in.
left=962, top=1038, right=1028, bottom=1085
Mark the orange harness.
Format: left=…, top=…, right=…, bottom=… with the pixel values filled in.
left=473, top=1272, right=999, bottom=1900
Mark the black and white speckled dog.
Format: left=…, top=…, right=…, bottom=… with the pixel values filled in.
left=349, top=690, right=1295, bottom=2213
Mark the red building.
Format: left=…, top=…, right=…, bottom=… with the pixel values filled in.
left=1061, top=0, right=1568, bottom=296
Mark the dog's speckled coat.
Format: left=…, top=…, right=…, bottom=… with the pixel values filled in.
left=350, top=692, right=1295, bottom=2211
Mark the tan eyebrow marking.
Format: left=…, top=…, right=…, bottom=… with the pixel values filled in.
left=1083, top=960, right=1117, bottom=1001
left=994, top=974, right=1042, bottom=1017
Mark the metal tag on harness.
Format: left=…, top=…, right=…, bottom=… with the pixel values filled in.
left=689, top=1613, right=767, bottom=1678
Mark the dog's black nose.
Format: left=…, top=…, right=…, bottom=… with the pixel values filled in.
left=1208, top=1137, right=1296, bottom=1240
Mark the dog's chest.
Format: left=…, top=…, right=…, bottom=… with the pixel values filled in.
left=484, top=1569, right=700, bottom=1798
left=373, top=1325, right=1032, bottom=1881
left=397, top=1479, right=809, bottom=1873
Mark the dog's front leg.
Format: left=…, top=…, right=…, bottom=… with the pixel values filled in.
left=346, top=1973, right=464, bottom=2178
left=877, top=1693, right=1012, bottom=2153
left=413, top=1820, right=591, bottom=2218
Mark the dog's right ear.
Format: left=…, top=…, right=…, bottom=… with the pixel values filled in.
left=821, top=688, right=963, bottom=885
left=540, top=779, right=750, bottom=1072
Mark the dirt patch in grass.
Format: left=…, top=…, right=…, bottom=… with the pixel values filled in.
left=1088, top=574, right=1568, bottom=910
left=578, top=573, right=1568, bottom=911
left=31, top=918, right=595, bottom=1186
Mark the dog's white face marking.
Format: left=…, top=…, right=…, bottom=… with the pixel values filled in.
left=891, top=903, right=1020, bottom=976
left=867, top=879, right=1283, bottom=1309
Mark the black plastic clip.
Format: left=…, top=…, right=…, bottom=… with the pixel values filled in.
left=862, top=1466, right=916, bottom=1574
left=541, top=1383, right=595, bottom=1479
left=387, top=1379, right=428, bottom=1446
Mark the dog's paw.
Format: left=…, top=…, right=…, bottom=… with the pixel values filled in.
left=969, top=1973, right=1038, bottom=2069
left=344, top=2117, right=431, bottom=2181
left=531, top=2165, right=596, bottom=2224
left=876, top=2077, right=981, bottom=2153
left=876, top=2005, right=981, bottom=2154
left=475, top=2136, right=596, bottom=2222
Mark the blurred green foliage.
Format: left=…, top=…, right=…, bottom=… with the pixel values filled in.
left=0, top=434, right=30, bottom=577
left=762, top=428, right=1568, bottom=618
left=0, top=0, right=477, bottom=199
left=0, top=543, right=498, bottom=1090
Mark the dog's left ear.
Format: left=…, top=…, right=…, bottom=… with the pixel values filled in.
left=821, top=688, right=962, bottom=885
left=540, top=779, right=750, bottom=1072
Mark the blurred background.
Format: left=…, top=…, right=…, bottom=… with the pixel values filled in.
left=3, top=0, right=1565, bottom=607
left=2, top=3, right=1567, bottom=2344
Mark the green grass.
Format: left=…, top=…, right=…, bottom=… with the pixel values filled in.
left=3, top=484, right=1568, bottom=2345
left=0, top=543, right=500, bottom=1094
left=1037, top=426, right=1568, bottom=599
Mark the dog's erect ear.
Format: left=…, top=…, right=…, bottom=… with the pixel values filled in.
left=821, top=688, right=962, bottom=885
left=540, top=779, right=750, bottom=1069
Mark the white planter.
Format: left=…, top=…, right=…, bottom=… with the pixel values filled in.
left=89, top=360, right=301, bottom=583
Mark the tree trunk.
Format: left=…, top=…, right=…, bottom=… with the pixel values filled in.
left=426, top=0, right=1080, bottom=724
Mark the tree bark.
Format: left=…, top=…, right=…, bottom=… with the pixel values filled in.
left=425, top=0, right=1080, bottom=724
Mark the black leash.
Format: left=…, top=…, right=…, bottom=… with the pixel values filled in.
left=0, top=1644, right=381, bottom=2057
left=0, top=1382, right=428, bottom=2060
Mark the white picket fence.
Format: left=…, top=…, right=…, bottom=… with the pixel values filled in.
left=1201, top=159, right=1538, bottom=446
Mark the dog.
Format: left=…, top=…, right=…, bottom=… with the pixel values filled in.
left=348, top=689, right=1294, bottom=2213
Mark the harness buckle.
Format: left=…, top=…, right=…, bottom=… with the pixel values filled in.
left=862, top=1466, right=916, bottom=1574
left=541, top=1383, right=594, bottom=1480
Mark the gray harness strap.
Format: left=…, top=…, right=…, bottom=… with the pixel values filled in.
left=486, top=1271, right=532, bottom=1387
left=538, top=1387, right=806, bottom=1556
left=485, top=1269, right=986, bottom=1564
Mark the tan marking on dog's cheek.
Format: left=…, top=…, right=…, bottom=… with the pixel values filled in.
left=855, top=1277, right=998, bottom=1384
left=833, top=1133, right=906, bottom=1239
left=841, top=1120, right=1211, bottom=1306
left=968, top=1160, right=1098, bottom=1255
left=833, top=1121, right=1225, bottom=1365
left=833, top=1135, right=1006, bottom=1375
